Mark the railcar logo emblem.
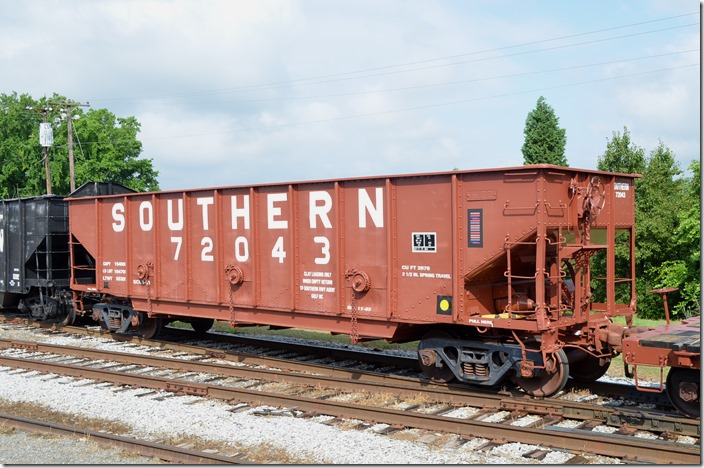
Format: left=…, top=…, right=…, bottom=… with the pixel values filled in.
left=412, top=232, right=436, bottom=253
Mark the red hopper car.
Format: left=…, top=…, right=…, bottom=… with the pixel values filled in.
left=66, top=164, right=699, bottom=414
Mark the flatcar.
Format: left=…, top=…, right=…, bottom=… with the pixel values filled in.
left=0, top=165, right=699, bottom=417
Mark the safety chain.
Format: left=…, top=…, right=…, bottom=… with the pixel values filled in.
left=228, top=279, right=236, bottom=327
left=573, top=249, right=597, bottom=273
left=350, top=290, right=360, bottom=344
left=345, top=269, right=370, bottom=344
left=142, top=262, right=155, bottom=318
left=146, top=280, right=154, bottom=317
left=224, top=265, right=243, bottom=328
left=581, top=211, right=592, bottom=244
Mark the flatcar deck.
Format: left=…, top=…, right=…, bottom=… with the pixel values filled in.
left=622, top=315, right=700, bottom=370
left=619, top=316, right=700, bottom=417
left=637, top=316, right=701, bottom=353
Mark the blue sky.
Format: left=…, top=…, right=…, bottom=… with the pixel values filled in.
left=0, top=0, right=699, bottom=190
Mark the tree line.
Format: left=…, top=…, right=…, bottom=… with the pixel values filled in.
left=0, top=92, right=159, bottom=197
left=522, top=96, right=700, bottom=319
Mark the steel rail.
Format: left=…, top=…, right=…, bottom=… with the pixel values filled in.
left=0, top=317, right=679, bottom=401
left=0, top=354, right=698, bottom=464
left=0, top=337, right=696, bottom=438
left=0, top=319, right=694, bottom=429
left=0, top=412, right=250, bottom=464
left=55, top=322, right=679, bottom=404
left=7, top=318, right=669, bottom=403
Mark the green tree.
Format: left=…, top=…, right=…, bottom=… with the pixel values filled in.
left=592, top=127, right=647, bottom=305
left=594, top=131, right=699, bottom=320
left=71, top=109, right=159, bottom=193
left=597, top=126, right=646, bottom=175
left=634, top=142, right=690, bottom=319
left=0, top=92, right=45, bottom=197
left=521, top=96, right=567, bottom=166
left=0, top=92, right=159, bottom=198
left=654, top=159, right=701, bottom=318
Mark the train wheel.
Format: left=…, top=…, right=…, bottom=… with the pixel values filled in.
left=138, top=317, right=163, bottom=339
left=191, top=318, right=214, bottom=333
left=418, top=330, right=456, bottom=383
left=59, top=308, right=76, bottom=326
left=514, top=348, right=569, bottom=397
left=666, top=368, right=700, bottom=418
left=568, top=351, right=610, bottom=383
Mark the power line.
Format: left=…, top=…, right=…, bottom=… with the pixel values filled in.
left=89, top=12, right=699, bottom=103
left=62, top=63, right=696, bottom=145
left=167, top=64, right=700, bottom=138
left=49, top=99, right=90, bottom=192
left=235, top=23, right=699, bottom=93
left=209, top=49, right=700, bottom=105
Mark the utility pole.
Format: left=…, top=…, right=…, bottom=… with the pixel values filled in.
left=50, top=99, right=90, bottom=192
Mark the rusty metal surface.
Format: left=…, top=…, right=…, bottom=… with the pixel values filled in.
left=68, top=165, right=638, bottom=342
left=622, top=315, right=701, bottom=369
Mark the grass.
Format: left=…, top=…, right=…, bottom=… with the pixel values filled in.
left=607, top=354, right=665, bottom=382
left=0, top=398, right=131, bottom=435
left=611, top=315, right=680, bottom=327
left=351, top=391, right=403, bottom=408
left=158, top=434, right=321, bottom=464
left=0, top=398, right=319, bottom=463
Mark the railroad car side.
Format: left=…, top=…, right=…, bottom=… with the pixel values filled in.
left=0, top=183, right=135, bottom=325
left=68, top=164, right=650, bottom=398
left=0, top=195, right=73, bottom=322
left=70, top=178, right=400, bottom=338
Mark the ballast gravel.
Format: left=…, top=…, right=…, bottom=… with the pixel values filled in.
left=0, top=369, right=519, bottom=465
left=0, top=429, right=162, bottom=464
left=0, top=326, right=625, bottom=464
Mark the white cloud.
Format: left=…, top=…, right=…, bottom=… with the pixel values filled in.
left=619, top=82, right=690, bottom=128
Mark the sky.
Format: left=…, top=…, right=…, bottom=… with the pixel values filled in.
left=0, top=0, right=700, bottom=190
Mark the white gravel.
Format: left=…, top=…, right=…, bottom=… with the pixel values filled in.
left=0, top=325, right=627, bottom=464
left=0, top=367, right=525, bottom=464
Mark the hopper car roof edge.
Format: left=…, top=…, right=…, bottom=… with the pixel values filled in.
left=0, top=194, right=66, bottom=203
left=64, top=163, right=642, bottom=200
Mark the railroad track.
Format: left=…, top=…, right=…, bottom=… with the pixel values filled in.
left=0, top=413, right=251, bottom=464
left=0, top=314, right=678, bottom=406
left=0, top=326, right=699, bottom=464
left=0, top=335, right=698, bottom=439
